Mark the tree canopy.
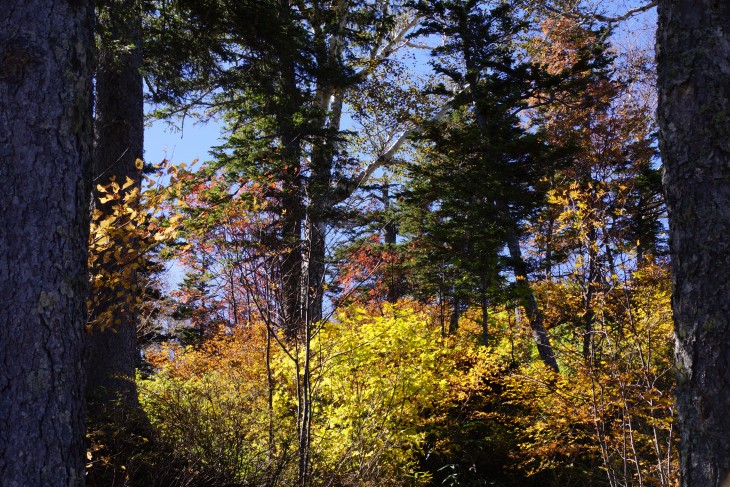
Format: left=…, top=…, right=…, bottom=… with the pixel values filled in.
left=8, top=0, right=729, bottom=486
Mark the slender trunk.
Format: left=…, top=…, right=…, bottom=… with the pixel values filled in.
left=87, top=0, right=144, bottom=411
left=266, top=324, right=275, bottom=462
left=0, top=0, right=93, bottom=483
left=544, top=215, right=555, bottom=282
left=449, top=293, right=461, bottom=335
left=657, top=1, right=730, bottom=486
left=480, top=277, right=490, bottom=346
left=383, top=185, right=399, bottom=303
left=583, top=224, right=598, bottom=363
left=634, top=194, right=647, bottom=264
left=506, top=231, right=560, bottom=372
left=296, top=307, right=313, bottom=487
left=439, top=290, right=446, bottom=338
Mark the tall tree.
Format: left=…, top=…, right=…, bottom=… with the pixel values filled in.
left=656, top=1, right=730, bottom=486
left=406, top=0, right=565, bottom=371
left=528, top=17, right=662, bottom=362
left=0, top=0, right=93, bottom=484
left=87, top=0, right=145, bottom=410
left=145, top=0, right=425, bottom=333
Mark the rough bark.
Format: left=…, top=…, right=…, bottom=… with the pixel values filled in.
left=656, top=1, right=730, bottom=486
left=0, top=0, right=93, bottom=484
left=86, top=0, right=144, bottom=410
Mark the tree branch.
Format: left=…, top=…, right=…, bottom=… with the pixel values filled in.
left=545, top=1, right=657, bottom=25
left=332, top=96, right=455, bottom=203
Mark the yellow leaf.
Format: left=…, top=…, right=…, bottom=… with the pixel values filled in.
left=122, top=176, right=136, bottom=190
left=135, top=158, right=144, bottom=170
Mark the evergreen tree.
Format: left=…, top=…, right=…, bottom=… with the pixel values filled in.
left=0, top=0, right=93, bottom=483
left=402, top=0, right=567, bottom=369
left=87, top=0, right=145, bottom=413
left=657, top=0, right=730, bottom=485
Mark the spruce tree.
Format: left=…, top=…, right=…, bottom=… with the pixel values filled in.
left=403, top=0, right=563, bottom=369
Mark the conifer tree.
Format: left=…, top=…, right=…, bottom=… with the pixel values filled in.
left=87, top=0, right=145, bottom=412
left=403, top=0, right=564, bottom=370
left=657, top=1, right=730, bottom=485
left=0, top=0, right=93, bottom=483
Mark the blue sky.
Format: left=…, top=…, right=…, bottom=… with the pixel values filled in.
left=145, top=117, right=222, bottom=168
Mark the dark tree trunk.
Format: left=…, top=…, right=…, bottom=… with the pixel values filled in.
left=86, top=0, right=144, bottom=410
left=449, top=294, right=461, bottom=335
left=506, top=232, right=560, bottom=373
left=480, top=276, right=490, bottom=346
left=304, top=214, right=327, bottom=324
left=279, top=133, right=304, bottom=339
left=656, top=1, right=730, bottom=486
left=277, top=1, right=305, bottom=338
left=0, top=0, right=93, bottom=484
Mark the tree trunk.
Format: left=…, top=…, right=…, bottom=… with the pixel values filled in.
left=279, top=134, right=304, bottom=338
left=0, top=0, right=93, bottom=484
left=583, top=224, right=598, bottom=363
left=277, top=0, right=305, bottom=338
left=480, top=277, right=490, bottom=346
left=506, top=232, right=560, bottom=373
left=383, top=185, right=400, bottom=303
left=86, top=0, right=144, bottom=411
left=449, top=294, right=461, bottom=335
left=656, top=1, right=730, bottom=486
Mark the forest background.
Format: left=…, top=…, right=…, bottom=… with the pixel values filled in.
left=6, top=0, right=683, bottom=486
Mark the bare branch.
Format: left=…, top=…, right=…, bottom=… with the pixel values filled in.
left=592, top=1, right=657, bottom=23
left=404, top=40, right=437, bottom=50
left=544, top=1, right=657, bottom=25
left=333, top=95, right=455, bottom=203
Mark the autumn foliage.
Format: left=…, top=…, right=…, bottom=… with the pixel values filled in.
left=83, top=2, right=675, bottom=486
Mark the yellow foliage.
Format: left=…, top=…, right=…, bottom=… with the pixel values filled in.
left=87, top=165, right=186, bottom=332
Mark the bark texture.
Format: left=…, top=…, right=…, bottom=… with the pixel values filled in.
left=86, top=0, right=144, bottom=410
left=0, top=0, right=93, bottom=484
left=656, top=1, right=730, bottom=486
